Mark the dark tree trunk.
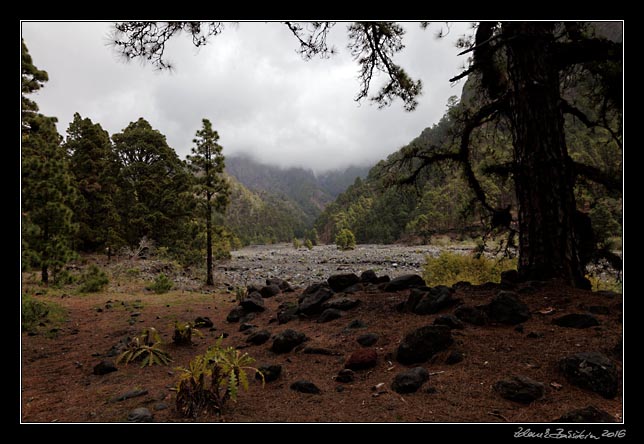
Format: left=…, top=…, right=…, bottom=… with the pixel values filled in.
left=504, top=22, right=589, bottom=289
left=206, top=198, right=213, bottom=286
left=41, top=265, right=49, bottom=285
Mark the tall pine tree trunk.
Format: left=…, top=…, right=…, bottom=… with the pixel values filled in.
left=206, top=198, right=213, bottom=286
left=504, top=22, right=589, bottom=288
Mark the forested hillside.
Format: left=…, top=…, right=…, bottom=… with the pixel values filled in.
left=225, top=155, right=370, bottom=228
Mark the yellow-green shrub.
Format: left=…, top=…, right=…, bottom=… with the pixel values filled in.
left=423, top=251, right=517, bottom=287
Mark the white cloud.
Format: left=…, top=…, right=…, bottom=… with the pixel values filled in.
left=21, top=21, right=474, bottom=172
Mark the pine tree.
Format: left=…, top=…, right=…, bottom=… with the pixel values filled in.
left=22, top=40, right=77, bottom=283
left=186, top=119, right=230, bottom=285
left=65, top=113, right=121, bottom=253
left=112, top=118, right=193, bottom=249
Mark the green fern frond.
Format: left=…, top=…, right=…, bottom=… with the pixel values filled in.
left=227, top=370, right=238, bottom=401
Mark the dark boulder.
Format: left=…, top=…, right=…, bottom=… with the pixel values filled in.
left=445, top=350, right=464, bottom=365
left=299, top=282, right=331, bottom=303
left=343, top=283, right=365, bottom=294
left=405, top=286, right=456, bottom=315
left=588, top=305, right=610, bottom=315
left=302, top=346, right=337, bottom=355
left=322, top=296, right=360, bottom=311
left=328, top=273, right=361, bottom=292
left=500, top=269, right=520, bottom=284
left=260, top=284, right=281, bottom=298
left=270, top=329, right=307, bottom=354
left=454, top=305, right=489, bottom=326
left=298, top=286, right=335, bottom=315
left=396, top=325, right=453, bottom=365
left=127, top=407, right=153, bottom=423
left=486, top=291, right=531, bottom=325
left=553, top=313, right=600, bottom=329
left=277, top=303, right=298, bottom=324
left=384, top=274, right=426, bottom=292
left=317, top=308, right=343, bottom=323
left=493, top=376, right=545, bottom=404
left=360, top=270, right=378, bottom=284
left=256, top=364, right=282, bottom=382
left=246, top=329, right=271, bottom=345
left=240, top=292, right=266, bottom=312
left=559, top=352, right=618, bottom=399
left=433, top=314, right=464, bottom=330
left=93, top=360, right=117, bottom=375
left=194, top=316, right=213, bottom=328
left=226, top=306, right=248, bottom=323
left=267, top=278, right=293, bottom=292
left=391, top=367, right=429, bottom=394
left=239, top=323, right=255, bottom=332
left=346, top=319, right=366, bottom=329
left=345, top=348, right=378, bottom=370
left=290, top=380, right=321, bottom=394
left=554, top=406, right=616, bottom=423
left=357, top=333, right=379, bottom=347
left=335, top=369, right=355, bottom=383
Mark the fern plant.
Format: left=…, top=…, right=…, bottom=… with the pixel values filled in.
left=117, top=327, right=172, bottom=367
left=175, top=336, right=264, bottom=418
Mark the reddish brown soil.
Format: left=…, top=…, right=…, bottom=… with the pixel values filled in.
left=21, top=273, right=623, bottom=423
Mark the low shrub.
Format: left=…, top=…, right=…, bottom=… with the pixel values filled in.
left=79, top=265, right=109, bottom=293
left=423, top=251, right=517, bottom=287
left=149, top=273, right=173, bottom=294
left=22, top=295, right=66, bottom=333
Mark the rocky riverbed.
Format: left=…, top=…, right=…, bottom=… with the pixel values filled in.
left=213, top=243, right=474, bottom=290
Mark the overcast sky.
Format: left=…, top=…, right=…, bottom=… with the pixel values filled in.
left=21, top=21, right=475, bottom=173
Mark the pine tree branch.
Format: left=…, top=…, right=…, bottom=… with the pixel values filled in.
left=572, top=161, right=621, bottom=193
left=552, top=38, right=622, bottom=68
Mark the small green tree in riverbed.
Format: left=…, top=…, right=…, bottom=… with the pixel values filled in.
left=186, top=119, right=230, bottom=285
left=335, top=228, right=356, bottom=251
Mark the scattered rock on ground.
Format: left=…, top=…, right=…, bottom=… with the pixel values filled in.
left=127, top=407, right=153, bottom=423
left=346, top=319, right=366, bottom=329
left=240, top=292, right=266, bottom=312
left=239, top=323, right=256, bottom=332
left=277, top=303, right=298, bottom=324
left=445, top=350, right=464, bottom=365
left=267, top=277, right=293, bottom=292
left=357, top=333, right=379, bottom=347
left=384, top=274, right=426, bottom=292
left=322, top=296, right=360, bottom=311
left=256, top=364, right=282, bottom=382
left=454, top=305, right=489, bottom=326
left=345, top=348, right=378, bottom=370
left=110, top=389, right=148, bottom=402
left=270, top=329, right=307, bottom=354
left=588, top=305, right=610, bottom=315
left=433, top=314, right=464, bottom=330
left=493, top=376, right=545, bottom=404
left=246, top=329, right=271, bottom=345
left=403, top=286, right=456, bottom=315
left=360, top=270, right=378, bottom=284
left=226, top=306, right=248, bottom=323
left=298, top=286, right=335, bottom=316
left=391, top=367, right=429, bottom=394
left=290, top=380, right=321, bottom=394
left=153, top=403, right=168, bottom=411
left=328, top=273, right=361, bottom=292
left=486, top=291, right=531, bottom=325
left=194, top=316, right=213, bottom=328
left=559, top=352, right=618, bottom=399
left=93, top=360, right=117, bottom=375
left=554, top=406, right=616, bottom=423
left=396, top=325, right=453, bottom=365
left=302, top=346, right=337, bottom=355
left=553, top=313, right=600, bottom=329
left=317, top=308, right=343, bottom=323
left=260, top=284, right=281, bottom=298
left=335, top=369, right=355, bottom=383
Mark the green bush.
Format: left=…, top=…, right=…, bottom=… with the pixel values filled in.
left=423, top=251, right=517, bottom=287
left=149, top=273, right=173, bottom=294
left=22, top=295, right=66, bottom=333
left=304, top=239, right=313, bottom=250
left=175, top=336, right=263, bottom=418
left=292, top=238, right=301, bottom=249
left=79, top=265, right=109, bottom=293
left=52, top=268, right=77, bottom=288
left=335, top=228, right=356, bottom=251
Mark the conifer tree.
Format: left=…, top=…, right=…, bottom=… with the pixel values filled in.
left=65, top=113, right=121, bottom=253
left=22, top=40, right=77, bottom=283
left=186, top=119, right=230, bottom=285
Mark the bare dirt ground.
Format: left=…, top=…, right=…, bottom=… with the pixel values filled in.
left=21, top=246, right=623, bottom=424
